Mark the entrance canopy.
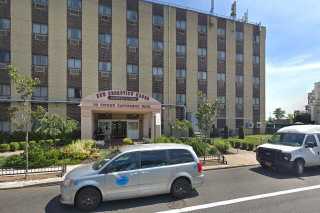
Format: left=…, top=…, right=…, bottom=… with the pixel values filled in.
left=80, top=90, right=162, bottom=140
left=80, top=90, right=161, bottom=113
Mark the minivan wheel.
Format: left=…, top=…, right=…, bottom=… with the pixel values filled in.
left=260, top=162, right=268, bottom=169
left=294, top=160, right=304, bottom=176
left=75, top=187, right=101, bottom=211
left=171, top=178, right=192, bottom=199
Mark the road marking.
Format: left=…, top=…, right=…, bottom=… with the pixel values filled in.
left=157, top=184, right=320, bottom=213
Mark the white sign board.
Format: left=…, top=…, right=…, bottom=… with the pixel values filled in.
left=155, top=113, right=161, bottom=126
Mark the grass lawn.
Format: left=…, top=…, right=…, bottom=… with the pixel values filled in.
left=0, top=156, right=6, bottom=167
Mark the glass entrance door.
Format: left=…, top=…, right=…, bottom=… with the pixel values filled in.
left=127, top=120, right=139, bottom=140
left=111, top=121, right=127, bottom=139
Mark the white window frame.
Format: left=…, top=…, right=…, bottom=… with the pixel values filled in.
left=99, top=4, right=111, bottom=18
left=153, top=15, right=164, bottom=27
left=217, top=73, right=226, bottom=81
left=236, top=31, right=244, bottom=41
left=152, top=67, right=163, bottom=77
left=67, top=28, right=81, bottom=41
left=198, top=25, right=207, bottom=34
left=176, top=69, right=186, bottom=79
left=236, top=53, right=244, bottom=63
left=127, top=37, right=139, bottom=48
left=176, top=20, right=186, bottom=30
left=176, top=45, right=186, bottom=56
left=217, top=28, right=225, bottom=37
left=32, top=86, right=48, bottom=98
left=99, top=62, right=111, bottom=73
left=198, top=72, right=207, bottom=80
left=127, top=10, right=138, bottom=23
left=99, top=33, right=111, bottom=46
left=218, top=51, right=226, bottom=61
left=176, top=94, right=186, bottom=105
left=152, top=41, right=164, bottom=51
left=198, top=48, right=207, bottom=57
left=0, top=18, right=10, bottom=30
left=127, top=64, right=139, bottom=75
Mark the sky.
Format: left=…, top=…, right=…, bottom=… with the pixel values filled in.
left=149, top=0, right=320, bottom=119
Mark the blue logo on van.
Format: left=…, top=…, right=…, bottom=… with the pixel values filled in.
left=115, top=176, right=129, bottom=186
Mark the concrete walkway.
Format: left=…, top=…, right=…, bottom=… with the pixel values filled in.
left=0, top=151, right=23, bottom=158
left=224, top=148, right=258, bottom=167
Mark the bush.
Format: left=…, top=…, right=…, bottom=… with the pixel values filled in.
left=184, top=138, right=209, bottom=157
left=19, top=142, right=26, bottom=150
left=238, top=127, right=245, bottom=139
left=241, top=141, right=248, bottom=150
left=0, top=144, right=10, bottom=152
left=4, top=155, right=25, bottom=168
left=214, top=140, right=230, bottom=154
left=154, top=136, right=181, bottom=144
left=247, top=142, right=255, bottom=151
left=123, top=138, right=134, bottom=145
left=62, top=140, right=95, bottom=161
left=10, top=142, right=20, bottom=151
left=208, top=146, right=218, bottom=155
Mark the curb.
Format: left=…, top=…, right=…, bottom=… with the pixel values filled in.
left=203, top=163, right=259, bottom=171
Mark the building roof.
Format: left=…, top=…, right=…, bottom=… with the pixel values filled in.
left=143, top=0, right=263, bottom=27
left=278, top=125, right=320, bottom=134
left=120, top=143, right=193, bottom=153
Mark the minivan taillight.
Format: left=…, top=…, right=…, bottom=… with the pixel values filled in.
left=197, top=161, right=203, bottom=174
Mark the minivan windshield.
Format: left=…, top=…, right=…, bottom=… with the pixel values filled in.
left=269, top=133, right=306, bottom=147
left=92, top=150, right=121, bottom=170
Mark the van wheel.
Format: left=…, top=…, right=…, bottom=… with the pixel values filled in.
left=75, top=187, right=101, bottom=211
left=260, top=163, right=268, bottom=169
left=171, top=178, right=192, bottom=199
left=294, top=159, right=304, bottom=176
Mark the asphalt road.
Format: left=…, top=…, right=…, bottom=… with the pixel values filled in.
left=2, top=166, right=320, bottom=213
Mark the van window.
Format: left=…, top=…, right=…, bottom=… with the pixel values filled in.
left=105, top=152, right=139, bottom=173
left=305, top=135, right=317, bottom=147
left=141, top=150, right=168, bottom=169
left=169, top=149, right=194, bottom=165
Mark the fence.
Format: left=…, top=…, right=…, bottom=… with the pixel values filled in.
left=200, top=154, right=227, bottom=165
left=0, top=165, right=67, bottom=177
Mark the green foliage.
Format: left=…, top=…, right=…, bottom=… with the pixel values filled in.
left=196, top=96, right=217, bottom=138
left=214, top=140, right=230, bottom=154
left=0, top=144, right=10, bottom=152
left=171, top=120, right=192, bottom=138
left=208, top=146, right=218, bottom=155
left=273, top=108, right=286, bottom=120
left=33, top=106, right=79, bottom=143
left=62, top=140, right=95, bottom=161
left=19, top=142, right=26, bottom=150
left=238, top=127, right=245, bottom=139
left=184, top=138, right=209, bottom=156
left=123, top=138, right=134, bottom=145
left=153, top=136, right=180, bottom=144
left=4, top=155, right=25, bottom=168
left=9, top=142, right=20, bottom=151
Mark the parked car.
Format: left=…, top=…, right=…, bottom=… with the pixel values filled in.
left=256, top=125, right=320, bottom=176
left=60, top=143, right=204, bottom=211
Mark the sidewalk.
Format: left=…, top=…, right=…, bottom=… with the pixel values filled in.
left=0, top=149, right=259, bottom=190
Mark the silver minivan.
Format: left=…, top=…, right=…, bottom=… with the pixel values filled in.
left=60, top=143, right=204, bottom=211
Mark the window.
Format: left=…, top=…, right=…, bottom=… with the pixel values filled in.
left=236, top=31, right=244, bottom=41
left=169, top=149, right=194, bottom=164
left=176, top=45, right=186, bottom=56
left=32, top=23, right=48, bottom=35
left=99, top=33, right=111, bottom=46
left=153, top=93, right=163, bottom=103
left=153, top=15, right=164, bottom=27
left=68, top=88, right=81, bottom=99
left=253, top=98, right=260, bottom=105
left=236, top=75, right=244, bottom=85
left=99, top=4, right=111, bottom=17
left=176, top=20, right=186, bottom=30
left=105, top=152, right=139, bottom=173
left=217, top=96, right=226, bottom=104
left=99, top=62, right=111, bottom=72
left=0, top=18, right=10, bottom=30
left=217, top=28, right=225, bottom=37
left=0, top=84, right=10, bottom=96
left=198, top=72, right=207, bottom=80
left=236, top=97, right=243, bottom=105
left=68, top=58, right=81, bottom=69
left=33, top=0, right=48, bottom=7
left=141, top=150, right=168, bottom=169
left=152, top=67, right=163, bottom=77
left=218, top=51, right=226, bottom=61
left=32, top=55, right=48, bottom=66
left=0, top=0, right=8, bottom=4
left=176, top=94, right=186, bottom=105
left=198, top=25, right=207, bottom=34
left=127, top=37, right=138, bottom=48
left=0, top=121, right=10, bottom=132
left=217, top=73, right=226, bottom=81
left=68, top=0, right=81, bottom=10
left=254, top=35, right=260, bottom=44
left=153, top=41, right=164, bottom=51
left=198, top=48, right=207, bottom=57
left=32, top=86, right=48, bottom=98
left=253, top=56, right=260, bottom=65
left=127, top=64, right=138, bottom=74
left=0, top=51, right=10, bottom=63
left=305, top=135, right=318, bottom=147
left=68, top=28, right=81, bottom=40
left=236, top=54, right=243, bottom=63
left=253, top=77, right=260, bottom=87
left=176, top=69, right=186, bottom=79
left=127, top=10, right=138, bottom=23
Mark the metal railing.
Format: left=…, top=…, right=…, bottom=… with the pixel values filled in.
left=0, top=165, right=67, bottom=177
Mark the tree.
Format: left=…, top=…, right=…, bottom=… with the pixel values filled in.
left=32, top=106, right=79, bottom=142
left=8, top=65, right=39, bottom=179
left=171, top=120, right=192, bottom=138
left=287, top=113, right=294, bottom=124
left=273, top=108, right=286, bottom=120
left=196, top=95, right=217, bottom=139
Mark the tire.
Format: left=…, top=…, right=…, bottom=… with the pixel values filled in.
left=260, top=162, right=268, bottom=169
left=171, top=178, right=192, bottom=199
left=75, top=187, right=101, bottom=212
left=294, top=159, right=305, bottom=176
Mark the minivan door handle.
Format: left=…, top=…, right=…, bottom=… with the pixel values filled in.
left=141, top=171, right=150, bottom=175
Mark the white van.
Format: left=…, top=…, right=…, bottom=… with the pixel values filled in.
left=256, top=125, right=320, bottom=175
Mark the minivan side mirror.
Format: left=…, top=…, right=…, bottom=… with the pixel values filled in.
left=305, top=141, right=315, bottom=148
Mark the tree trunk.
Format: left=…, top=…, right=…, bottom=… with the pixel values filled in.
left=25, top=123, right=29, bottom=180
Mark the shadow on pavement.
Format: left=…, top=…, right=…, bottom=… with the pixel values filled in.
left=250, top=166, right=320, bottom=180
left=45, top=191, right=199, bottom=213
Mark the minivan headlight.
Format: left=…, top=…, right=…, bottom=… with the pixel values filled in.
left=63, top=178, right=74, bottom=187
left=282, top=153, right=291, bottom=161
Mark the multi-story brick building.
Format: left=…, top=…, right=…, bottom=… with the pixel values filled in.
left=0, top=0, right=266, bottom=140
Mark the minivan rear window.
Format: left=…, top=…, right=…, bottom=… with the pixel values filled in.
left=169, top=149, right=194, bottom=165
left=141, top=150, right=168, bottom=169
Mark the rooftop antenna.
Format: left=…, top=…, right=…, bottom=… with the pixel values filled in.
left=231, top=0, right=237, bottom=19
left=210, top=0, right=214, bottom=14
left=243, top=9, right=248, bottom=22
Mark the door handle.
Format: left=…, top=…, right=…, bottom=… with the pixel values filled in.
left=141, top=171, right=150, bottom=174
